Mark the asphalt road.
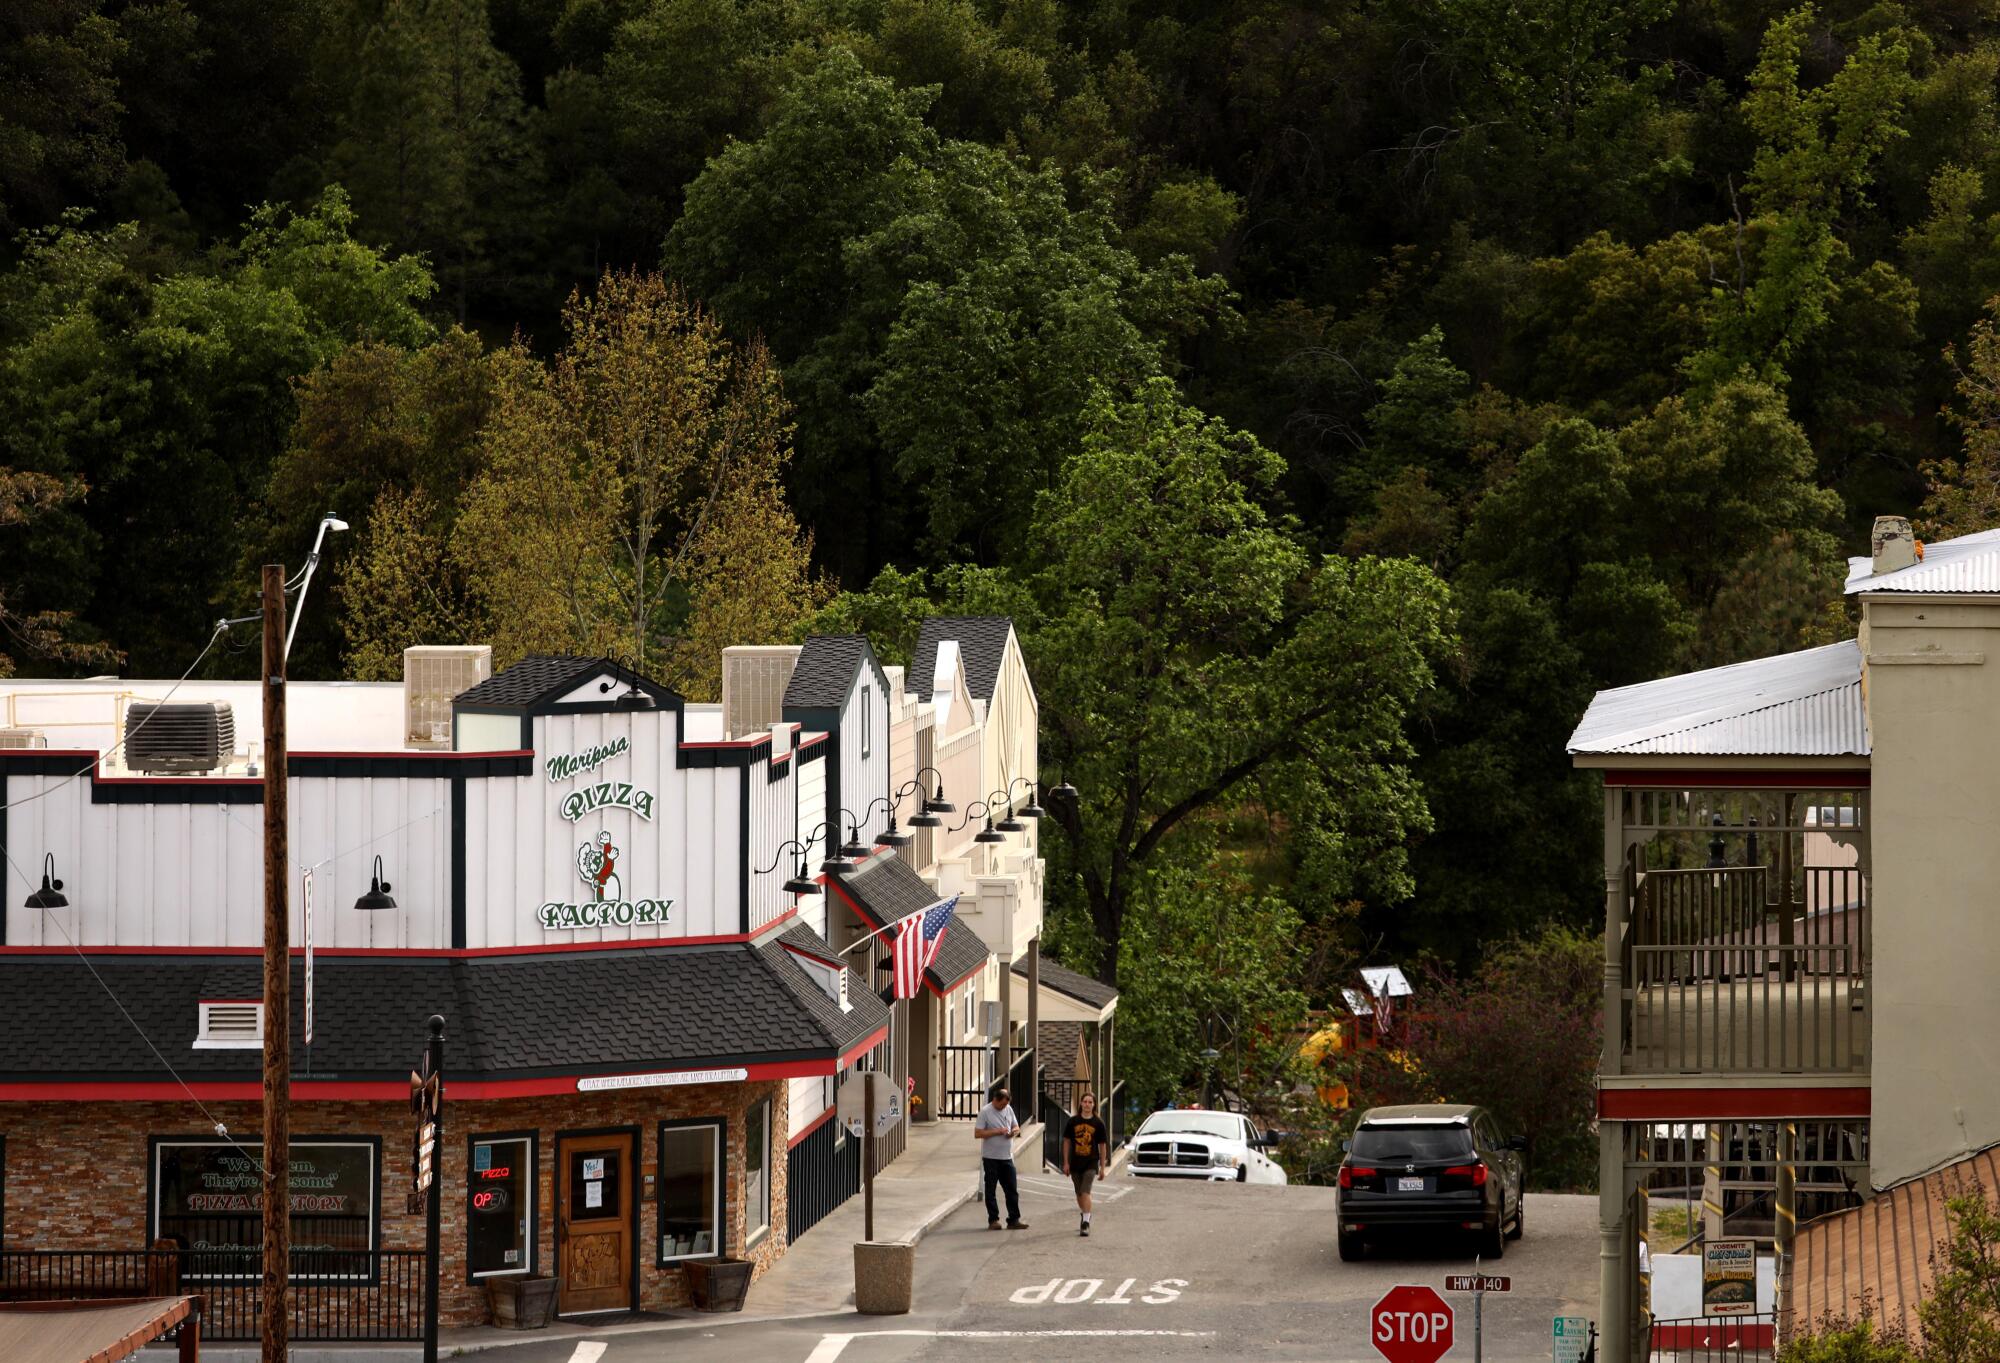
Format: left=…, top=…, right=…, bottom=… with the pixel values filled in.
left=481, top=1174, right=1600, bottom=1363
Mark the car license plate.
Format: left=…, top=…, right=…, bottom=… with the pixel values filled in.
left=1398, top=1176, right=1425, bottom=1192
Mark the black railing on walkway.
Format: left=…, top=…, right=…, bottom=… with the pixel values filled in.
left=1006, top=1045, right=1035, bottom=1114
left=1647, top=1314, right=1773, bottom=1362
left=937, top=1043, right=998, bottom=1118
left=0, top=1247, right=425, bottom=1340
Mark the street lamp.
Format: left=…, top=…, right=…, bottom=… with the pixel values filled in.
left=282, top=512, right=349, bottom=664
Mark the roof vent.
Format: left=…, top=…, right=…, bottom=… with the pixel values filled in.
left=1871, top=515, right=1920, bottom=576
left=405, top=646, right=492, bottom=749
left=195, top=1000, right=264, bottom=1048
left=0, top=727, right=48, bottom=749
left=125, top=701, right=235, bottom=773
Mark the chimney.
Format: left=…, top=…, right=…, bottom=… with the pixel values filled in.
left=1871, top=515, right=1919, bottom=575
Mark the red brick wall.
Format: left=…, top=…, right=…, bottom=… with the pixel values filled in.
left=0, top=1080, right=789, bottom=1325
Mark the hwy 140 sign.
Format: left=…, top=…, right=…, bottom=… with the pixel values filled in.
left=1371, top=1284, right=1454, bottom=1363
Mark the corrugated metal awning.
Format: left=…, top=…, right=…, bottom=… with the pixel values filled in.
left=1567, top=641, right=1868, bottom=757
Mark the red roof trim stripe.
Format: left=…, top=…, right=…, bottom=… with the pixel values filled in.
left=787, top=1105, right=838, bottom=1149
left=1599, top=769, right=1870, bottom=788
left=0, top=910, right=801, bottom=959
left=1597, top=1086, right=1870, bottom=1119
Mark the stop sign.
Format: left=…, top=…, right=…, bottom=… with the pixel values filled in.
left=1371, top=1284, right=1455, bottom=1363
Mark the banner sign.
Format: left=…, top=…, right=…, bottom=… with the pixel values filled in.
left=577, top=1068, right=749, bottom=1092
left=1703, top=1239, right=1757, bottom=1315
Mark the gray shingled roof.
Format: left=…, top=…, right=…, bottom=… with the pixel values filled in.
left=910, top=617, right=1013, bottom=701
left=1011, top=952, right=1118, bottom=1010
left=761, top=923, right=890, bottom=1056
left=0, top=946, right=882, bottom=1083
left=455, top=654, right=603, bottom=707
left=835, top=854, right=991, bottom=991
left=1567, top=639, right=1868, bottom=757
left=783, top=636, right=875, bottom=711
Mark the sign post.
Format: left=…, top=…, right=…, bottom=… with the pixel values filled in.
left=409, top=1017, right=445, bottom=1363
left=1446, top=1263, right=1511, bottom=1363
left=838, top=1072, right=906, bottom=1243
left=302, top=869, right=313, bottom=1048
left=1370, top=1284, right=1454, bottom=1363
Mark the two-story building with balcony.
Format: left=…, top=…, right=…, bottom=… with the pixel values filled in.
left=0, top=643, right=926, bottom=1327
left=1568, top=516, right=2000, bottom=1360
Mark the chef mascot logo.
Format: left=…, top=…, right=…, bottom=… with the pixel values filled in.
left=576, top=830, right=622, bottom=902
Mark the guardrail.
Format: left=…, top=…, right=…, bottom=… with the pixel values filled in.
left=0, top=1247, right=425, bottom=1340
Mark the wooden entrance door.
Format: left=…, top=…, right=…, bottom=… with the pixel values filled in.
left=557, top=1131, right=634, bottom=1314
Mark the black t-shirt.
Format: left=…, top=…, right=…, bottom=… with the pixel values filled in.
left=1062, top=1115, right=1110, bottom=1169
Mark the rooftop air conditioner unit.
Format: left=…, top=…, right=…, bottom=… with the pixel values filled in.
left=0, top=728, right=48, bottom=749
left=722, top=646, right=800, bottom=740
left=125, top=701, right=235, bottom=773
left=405, top=645, right=493, bottom=749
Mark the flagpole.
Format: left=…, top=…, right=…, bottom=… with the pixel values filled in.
left=838, top=901, right=933, bottom=955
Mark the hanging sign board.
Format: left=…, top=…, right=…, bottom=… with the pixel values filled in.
left=1703, top=1239, right=1757, bottom=1315
left=302, top=868, right=314, bottom=1045
left=576, top=1068, right=749, bottom=1092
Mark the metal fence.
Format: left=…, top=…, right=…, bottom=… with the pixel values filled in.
left=937, top=1043, right=998, bottom=1118
left=0, top=1247, right=426, bottom=1340
left=1646, top=1314, right=1774, bottom=1362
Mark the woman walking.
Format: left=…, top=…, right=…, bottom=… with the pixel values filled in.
left=1062, top=1091, right=1111, bottom=1236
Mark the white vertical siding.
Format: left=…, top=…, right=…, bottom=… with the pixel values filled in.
left=745, top=742, right=794, bottom=933
left=2, top=771, right=448, bottom=948
left=788, top=1074, right=831, bottom=1138
left=838, top=682, right=892, bottom=845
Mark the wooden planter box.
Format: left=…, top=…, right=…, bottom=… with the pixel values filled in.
left=486, top=1274, right=558, bottom=1329
left=685, top=1257, right=753, bottom=1312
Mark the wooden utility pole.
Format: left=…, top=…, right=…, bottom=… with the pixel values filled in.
left=261, top=563, right=290, bottom=1363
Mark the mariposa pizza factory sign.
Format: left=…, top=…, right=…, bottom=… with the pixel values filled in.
left=538, top=741, right=672, bottom=932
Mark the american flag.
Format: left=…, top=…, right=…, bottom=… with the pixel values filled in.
left=891, top=895, right=959, bottom=1000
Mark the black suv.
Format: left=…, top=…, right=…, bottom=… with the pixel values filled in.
left=1337, top=1104, right=1525, bottom=1261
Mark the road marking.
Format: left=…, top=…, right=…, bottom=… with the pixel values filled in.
left=1012, top=1277, right=1189, bottom=1305
left=807, top=1330, right=1218, bottom=1362
left=565, top=1344, right=608, bottom=1363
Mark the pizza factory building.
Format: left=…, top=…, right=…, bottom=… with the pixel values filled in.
left=0, top=630, right=1047, bottom=1324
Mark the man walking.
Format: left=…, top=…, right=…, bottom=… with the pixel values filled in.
left=1062, top=1091, right=1110, bottom=1236
left=974, top=1085, right=1027, bottom=1230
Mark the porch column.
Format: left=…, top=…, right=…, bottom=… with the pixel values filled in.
left=1600, top=1121, right=1632, bottom=1363
left=1026, top=936, right=1041, bottom=1091
left=999, top=948, right=1014, bottom=1058
left=1603, top=787, right=1625, bottom=1074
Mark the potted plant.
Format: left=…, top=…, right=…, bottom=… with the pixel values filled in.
left=487, top=1273, right=558, bottom=1329
left=685, top=1256, right=753, bottom=1312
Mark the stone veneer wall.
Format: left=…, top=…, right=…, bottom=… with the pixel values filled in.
left=0, top=1079, right=789, bottom=1326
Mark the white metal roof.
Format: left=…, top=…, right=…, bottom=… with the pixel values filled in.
left=1567, top=640, right=1868, bottom=757
left=1845, top=526, right=2000, bottom=594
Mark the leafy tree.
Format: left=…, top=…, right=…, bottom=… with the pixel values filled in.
left=1920, top=299, right=2000, bottom=539
left=1029, top=380, right=1451, bottom=982
left=0, top=0, right=128, bottom=232
left=1404, top=926, right=1602, bottom=1188
left=338, top=270, right=823, bottom=698
left=0, top=192, right=433, bottom=672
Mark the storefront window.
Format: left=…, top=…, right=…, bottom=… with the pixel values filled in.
left=657, top=1121, right=723, bottom=1262
left=745, top=1100, right=771, bottom=1244
left=467, top=1133, right=535, bottom=1279
left=150, top=1137, right=378, bottom=1278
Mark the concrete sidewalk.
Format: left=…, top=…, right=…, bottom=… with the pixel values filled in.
left=430, top=1117, right=1043, bottom=1356
left=152, top=1120, right=1099, bottom=1359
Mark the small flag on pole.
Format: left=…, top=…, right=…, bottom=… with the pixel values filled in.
left=892, top=895, right=959, bottom=1000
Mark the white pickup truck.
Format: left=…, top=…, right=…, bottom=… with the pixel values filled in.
left=1126, top=1109, right=1289, bottom=1184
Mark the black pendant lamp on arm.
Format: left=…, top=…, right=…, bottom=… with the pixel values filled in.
left=354, top=855, right=397, bottom=911
left=25, top=852, right=66, bottom=910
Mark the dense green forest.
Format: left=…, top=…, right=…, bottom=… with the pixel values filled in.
left=8, top=0, right=2000, bottom=1111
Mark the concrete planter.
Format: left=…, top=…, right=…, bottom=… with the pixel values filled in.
left=486, top=1274, right=558, bottom=1329
left=853, top=1240, right=914, bottom=1315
